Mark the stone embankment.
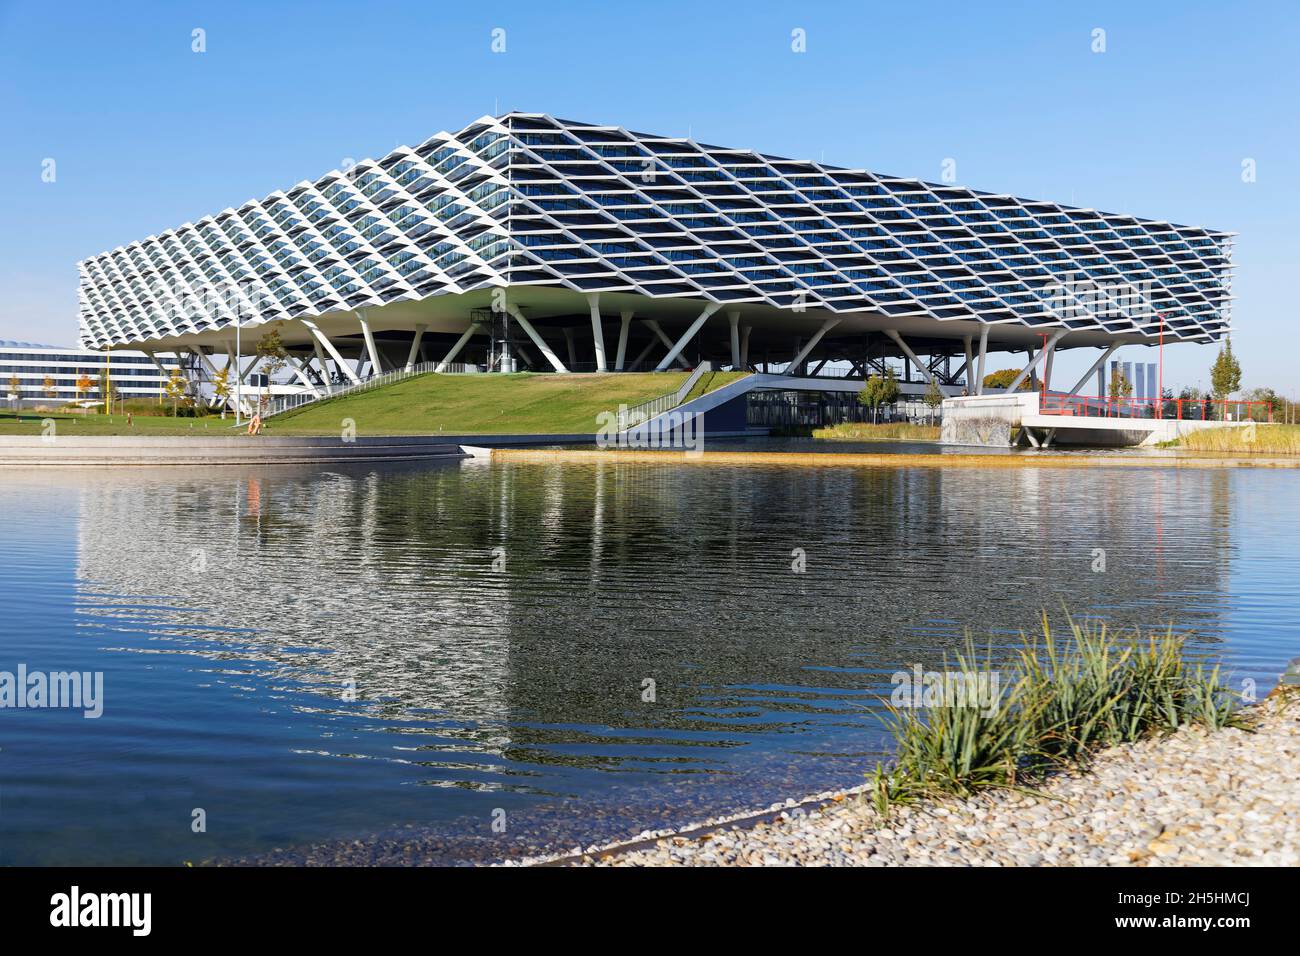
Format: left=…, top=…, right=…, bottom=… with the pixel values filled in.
left=548, top=692, right=1298, bottom=866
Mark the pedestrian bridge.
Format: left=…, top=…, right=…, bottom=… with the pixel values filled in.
left=942, top=393, right=1264, bottom=448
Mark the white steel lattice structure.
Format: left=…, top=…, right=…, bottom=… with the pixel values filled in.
left=77, top=113, right=1232, bottom=388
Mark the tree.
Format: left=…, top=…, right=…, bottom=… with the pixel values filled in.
left=1159, top=386, right=1176, bottom=420
left=1108, top=366, right=1133, bottom=401
left=98, top=370, right=111, bottom=411
left=1243, top=386, right=1283, bottom=423
left=212, top=366, right=232, bottom=419
left=75, top=371, right=93, bottom=412
left=254, top=324, right=289, bottom=410
left=922, top=376, right=944, bottom=412
left=43, top=374, right=57, bottom=401
left=858, top=368, right=901, bottom=423
left=982, top=368, right=1033, bottom=392
left=7, top=373, right=21, bottom=409
left=1210, top=338, right=1242, bottom=420
left=1179, top=386, right=1205, bottom=412
left=163, top=367, right=188, bottom=416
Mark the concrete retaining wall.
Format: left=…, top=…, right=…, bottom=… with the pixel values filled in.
left=941, top=393, right=1038, bottom=446
left=0, top=429, right=764, bottom=466
left=1027, top=416, right=1257, bottom=448
left=0, top=434, right=468, bottom=466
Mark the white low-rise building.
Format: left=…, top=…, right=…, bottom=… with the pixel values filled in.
left=0, top=341, right=180, bottom=408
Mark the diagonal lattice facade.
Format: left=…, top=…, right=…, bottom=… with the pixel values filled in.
left=78, top=113, right=1232, bottom=352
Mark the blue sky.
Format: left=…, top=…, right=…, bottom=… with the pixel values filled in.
left=2, top=0, right=1296, bottom=391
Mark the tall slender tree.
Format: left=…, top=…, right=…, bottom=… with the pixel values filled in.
left=212, top=366, right=232, bottom=419
left=163, top=367, right=187, bottom=416
left=1209, top=337, right=1242, bottom=419
left=254, top=324, right=290, bottom=412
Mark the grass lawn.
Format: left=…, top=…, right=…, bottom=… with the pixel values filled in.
left=0, top=372, right=749, bottom=438
left=0, top=409, right=235, bottom=437
left=266, top=370, right=748, bottom=436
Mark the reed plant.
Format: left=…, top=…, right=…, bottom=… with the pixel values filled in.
left=867, top=615, right=1247, bottom=815
left=1176, top=423, right=1300, bottom=454
left=812, top=422, right=941, bottom=441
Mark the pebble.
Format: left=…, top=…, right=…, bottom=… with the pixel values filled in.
left=539, top=693, right=1300, bottom=867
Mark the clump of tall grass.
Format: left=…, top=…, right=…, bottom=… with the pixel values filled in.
left=867, top=615, right=1247, bottom=816
left=812, top=422, right=941, bottom=441
left=1176, top=423, right=1300, bottom=454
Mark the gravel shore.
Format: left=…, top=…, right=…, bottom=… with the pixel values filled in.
left=553, top=691, right=1298, bottom=867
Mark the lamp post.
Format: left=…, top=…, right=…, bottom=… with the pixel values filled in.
left=1157, top=312, right=1164, bottom=419
left=1038, top=331, right=1048, bottom=394
left=234, top=302, right=242, bottom=427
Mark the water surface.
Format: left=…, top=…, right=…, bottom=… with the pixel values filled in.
left=0, top=452, right=1295, bottom=864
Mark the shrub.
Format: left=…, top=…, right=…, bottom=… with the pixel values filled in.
left=867, top=614, right=1247, bottom=814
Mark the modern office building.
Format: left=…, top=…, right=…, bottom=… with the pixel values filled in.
left=0, top=341, right=180, bottom=408
left=76, top=113, right=1231, bottom=398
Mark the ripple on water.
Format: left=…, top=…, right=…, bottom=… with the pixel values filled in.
left=0, top=457, right=1295, bottom=864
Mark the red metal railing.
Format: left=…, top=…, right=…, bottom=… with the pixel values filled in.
left=1039, top=393, right=1273, bottom=423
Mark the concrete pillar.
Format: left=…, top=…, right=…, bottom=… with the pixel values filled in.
left=884, top=329, right=939, bottom=388
left=629, top=336, right=657, bottom=371
left=435, top=322, right=481, bottom=373
left=642, top=319, right=691, bottom=370
left=654, top=302, right=722, bottom=371
left=310, top=337, right=333, bottom=394
left=405, top=323, right=427, bottom=372
left=563, top=327, right=577, bottom=368
left=586, top=292, right=607, bottom=372
left=1004, top=329, right=1066, bottom=393
left=728, top=311, right=741, bottom=369
left=287, top=356, right=323, bottom=397
left=1069, top=342, right=1122, bottom=397
left=615, top=310, right=633, bottom=371
left=303, top=320, right=362, bottom=384
left=506, top=305, right=569, bottom=373
left=787, top=318, right=841, bottom=375
left=356, top=310, right=383, bottom=376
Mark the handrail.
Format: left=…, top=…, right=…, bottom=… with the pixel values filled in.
left=1039, top=393, right=1273, bottom=423
left=618, top=362, right=713, bottom=429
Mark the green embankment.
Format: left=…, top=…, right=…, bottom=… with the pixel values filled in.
left=269, top=370, right=747, bottom=436
left=0, top=409, right=228, bottom=436
left=0, top=371, right=748, bottom=438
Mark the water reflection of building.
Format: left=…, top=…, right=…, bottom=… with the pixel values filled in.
left=74, top=461, right=514, bottom=737
left=71, top=459, right=1236, bottom=773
